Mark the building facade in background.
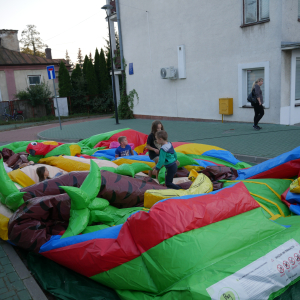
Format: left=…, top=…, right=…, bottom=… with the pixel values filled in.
left=119, top=0, right=300, bottom=125
left=0, top=29, right=69, bottom=102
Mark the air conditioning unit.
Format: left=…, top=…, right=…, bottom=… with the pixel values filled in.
left=160, top=66, right=177, bottom=79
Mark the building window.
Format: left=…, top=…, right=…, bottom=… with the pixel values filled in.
left=28, top=75, right=41, bottom=86
left=243, top=0, right=269, bottom=25
left=298, top=0, right=300, bottom=21
left=295, top=59, right=300, bottom=104
left=247, top=68, right=265, bottom=103
left=238, top=61, right=269, bottom=108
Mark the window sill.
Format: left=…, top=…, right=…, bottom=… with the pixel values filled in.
left=295, top=103, right=300, bottom=107
left=240, top=19, right=270, bottom=28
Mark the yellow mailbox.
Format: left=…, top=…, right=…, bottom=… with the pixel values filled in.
left=219, top=98, right=233, bottom=122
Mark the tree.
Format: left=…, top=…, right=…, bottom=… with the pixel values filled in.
left=58, top=61, right=72, bottom=97
left=89, top=52, right=93, bottom=64
left=94, top=48, right=101, bottom=94
left=71, top=64, right=82, bottom=90
left=99, top=48, right=110, bottom=93
left=82, top=55, right=89, bottom=78
left=77, top=48, right=83, bottom=67
left=65, top=50, right=73, bottom=69
left=86, top=60, right=98, bottom=97
left=21, top=47, right=45, bottom=58
left=20, top=25, right=45, bottom=57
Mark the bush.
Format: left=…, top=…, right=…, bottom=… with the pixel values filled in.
left=15, top=81, right=53, bottom=115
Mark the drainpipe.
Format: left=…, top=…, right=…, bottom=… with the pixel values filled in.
left=115, top=0, right=124, bottom=71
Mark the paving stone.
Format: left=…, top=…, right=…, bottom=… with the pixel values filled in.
left=3, top=264, right=15, bottom=274
left=0, top=251, right=7, bottom=259
left=0, top=271, right=6, bottom=278
left=0, top=257, right=10, bottom=266
left=1, top=290, right=16, bottom=299
left=0, top=278, right=5, bottom=289
left=7, top=272, right=20, bottom=283
left=11, top=280, right=26, bottom=292
left=16, top=289, right=32, bottom=300
left=0, top=287, right=8, bottom=294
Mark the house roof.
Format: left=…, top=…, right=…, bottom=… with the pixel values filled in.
left=0, top=47, right=70, bottom=66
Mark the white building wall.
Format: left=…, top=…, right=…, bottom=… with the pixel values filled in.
left=14, top=69, right=57, bottom=96
left=120, top=0, right=300, bottom=124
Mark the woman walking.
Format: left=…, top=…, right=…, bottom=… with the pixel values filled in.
left=252, top=78, right=264, bottom=130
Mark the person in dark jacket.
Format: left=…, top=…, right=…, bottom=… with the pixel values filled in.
left=252, top=78, right=264, bottom=130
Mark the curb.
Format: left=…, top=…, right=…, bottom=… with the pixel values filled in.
left=0, top=240, right=47, bottom=300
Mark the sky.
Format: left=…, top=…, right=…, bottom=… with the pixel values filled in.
left=1, top=0, right=110, bottom=64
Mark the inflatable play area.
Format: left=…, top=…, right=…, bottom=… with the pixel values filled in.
left=1, top=127, right=300, bottom=300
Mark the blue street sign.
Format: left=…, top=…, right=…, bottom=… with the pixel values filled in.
left=47, top=65, right=56, bottom=80
left=129, top=63, right=134, bottom=75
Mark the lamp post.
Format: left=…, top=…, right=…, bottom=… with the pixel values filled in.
left=101, top=4, right=119, bottom=124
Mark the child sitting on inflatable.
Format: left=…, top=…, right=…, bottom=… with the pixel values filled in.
left=152, top=130, right=181, bottom=190
left=115, top=136, right=134, bottom=158
left=146, top=120, right=164, bottom=177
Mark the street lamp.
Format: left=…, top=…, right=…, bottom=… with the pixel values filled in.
left=101, top=4, right=119, bottom=124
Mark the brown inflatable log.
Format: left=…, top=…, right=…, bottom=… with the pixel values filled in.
left=21, top=171, right=166, bottom=208
left=8, top=194, right=70, bottom=253
left=200, top=166, right=238, bottom=190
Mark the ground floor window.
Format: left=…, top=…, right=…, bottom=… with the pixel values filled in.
left=238, top=61, right=269, bottom=108
left=28, top=75, right=41, bottom=86
left=247, top=68, right=265, bottom=103
left=295, top=58, right=300, bottom=105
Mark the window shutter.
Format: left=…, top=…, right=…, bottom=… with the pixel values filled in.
left=245, top=0, right=257, bottom=24
left=247, top=69, right=265, bottom=102
left=259, top=0, right=269, bottom=20
left=295, top=59, right=300, bottom=100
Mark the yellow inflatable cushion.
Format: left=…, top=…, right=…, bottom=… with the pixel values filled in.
left=39, top=156, right=90, bottom=172
left=144, top=173, right=213, bottom=208
left=8, top=169, right=35, bottom=187
left=114, top=158, right=155, bottom=169
left=290, top=177, right=300, bottom=193
left=0, top=213, right=10, bottom=240
left=175, top=143, right=224, bottom=156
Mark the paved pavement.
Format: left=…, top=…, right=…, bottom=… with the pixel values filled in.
left=36, top=118, right=300, bottom=162
left=0, top=240, right=46, bottom=300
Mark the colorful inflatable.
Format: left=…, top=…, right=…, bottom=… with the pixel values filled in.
left=0, top=128, right=299, bottom=300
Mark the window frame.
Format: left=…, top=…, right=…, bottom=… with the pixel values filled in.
left=241, top=0, right=270, bottom=27
left=27, top=75, right=41, bottom=86
left=238, top=61, right=270, bottom=108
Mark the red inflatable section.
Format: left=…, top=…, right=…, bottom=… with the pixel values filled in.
left=94, top=129, right=148, bottom=149
left=281, top=188, right=291, bottom=208
left=42, top=182, right=259, bottom=277
left=249, top=159, right=300, bottom=179
left=26, top=142, right=64, bottom=156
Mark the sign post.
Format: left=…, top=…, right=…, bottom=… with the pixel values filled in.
left=47, top=65, right=62, bottom=130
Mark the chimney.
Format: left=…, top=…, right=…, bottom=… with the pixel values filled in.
left=45, top=47, right=52, bottom=59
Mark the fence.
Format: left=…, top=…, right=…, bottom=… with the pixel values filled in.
left=0, top=99, right=54, bottom=120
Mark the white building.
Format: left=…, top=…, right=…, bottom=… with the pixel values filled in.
left=112, top=0, right=300, bottom=125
